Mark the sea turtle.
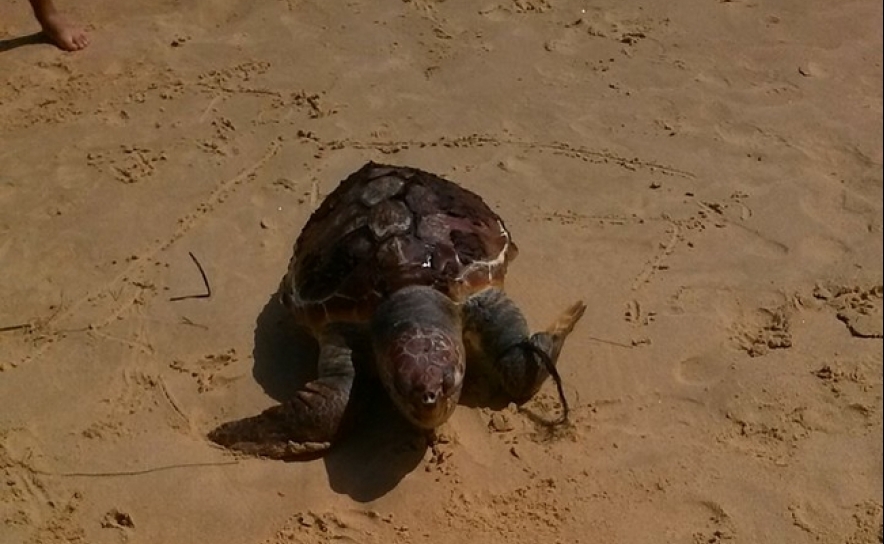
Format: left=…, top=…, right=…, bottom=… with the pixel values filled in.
left=209, top=162, right=586, bottom=458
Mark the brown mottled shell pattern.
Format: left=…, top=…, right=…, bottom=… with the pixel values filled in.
left=281, top=162, right=518, bottom=329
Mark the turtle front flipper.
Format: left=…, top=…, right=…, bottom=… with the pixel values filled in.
left=462, top=289, right=586, bottom=422
left=208, top=326, right=355, bottom=459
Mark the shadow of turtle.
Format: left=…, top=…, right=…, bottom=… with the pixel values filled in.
left=458, top=357, right=569, bottom=430
left=322, top=376, right=427, bottom=502
left=458, top=356, right=512, bottom=412
left=246, top=291, right=425, bottom=501
left=251, top=291, right=318, bottom=402
left=218, top=292, right=562, bottom=497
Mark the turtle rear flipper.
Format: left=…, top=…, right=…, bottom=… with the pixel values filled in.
left=208, top=327, right=355, bottom=459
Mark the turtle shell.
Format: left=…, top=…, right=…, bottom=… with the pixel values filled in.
left=281, top=162, right=518, bottom=329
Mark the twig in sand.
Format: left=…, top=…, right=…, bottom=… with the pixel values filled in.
left=586, top=336, right=635, bottom=349
left=179, top=316, right=209, bottom=329
left=169, top=252, right=212, bottom=301
left=0, top=295, right=66, bottom=334
left=0, top=323, right=31, bottom=333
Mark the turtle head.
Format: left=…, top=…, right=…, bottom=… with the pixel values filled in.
left=372, top=286, right=465, bottom=429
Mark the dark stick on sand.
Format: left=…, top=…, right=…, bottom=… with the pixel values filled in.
left=169, top=252, right=212, bottom=301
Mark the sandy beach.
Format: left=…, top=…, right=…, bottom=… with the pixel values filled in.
left=1, top=0, right=882, bottom=542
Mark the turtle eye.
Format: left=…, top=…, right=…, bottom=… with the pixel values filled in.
left=441, top=366, right=456, bottom=393
left=393, top=371, right=411, bottom=398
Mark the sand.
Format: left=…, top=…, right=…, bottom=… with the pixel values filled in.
left=1, top=0, right=882, bottom=543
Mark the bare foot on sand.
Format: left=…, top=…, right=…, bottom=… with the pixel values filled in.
left=30, top=0, right=89, bottom=51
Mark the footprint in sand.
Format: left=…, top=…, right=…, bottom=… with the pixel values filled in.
left=673, top=352, right=730, bottom=388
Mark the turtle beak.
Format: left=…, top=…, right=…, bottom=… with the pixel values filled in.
left=421, top=388, right=441, bottom=406
left=392, top=359, right=462, bottom=430
left=411, top=381, right=453, bottom=422
left=407, top=383, right=460, bottom=429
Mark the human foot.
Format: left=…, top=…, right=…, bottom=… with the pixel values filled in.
left=38, top=11, right=89, bottom=51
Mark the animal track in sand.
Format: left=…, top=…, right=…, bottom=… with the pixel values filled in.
left=306, top=133, right=694, bottom=179
left=86, top=144, right=169, bottom=184
left=196, top=61, right=272, bottom=96
left=630, top=192, right=785, bottom=294
left=261, top=510, right=407, bottom=544
left=730, top=305, right=793, bottom=357
left=16, top=491, right=85, bottom=544
left=529, top=192, right=775, bottom=298
left=262, top=90, right=337, bottom=122
left=631, top=220, right=681, bottom=291
left=432, top=479, right=568, bottom=543
left=812, top=357, right=882, bottom=428
left=169, top=348, right=241, bottom=393
left=719, top=403, right=812, bottom=464
left=8, top=141, right=281, bottom=370
left=527, top=208, right=643, bottom=228
left=0, top=431, right=87, bottom=543
left=846, top=500, right=883, bottom=544
left=716, top=355, right=879, bottom=466
left=688, top=500, right=737, bottom=544
left=579, top=7, right=668, bottom=47
left=77, top=368, right=190, bottom=439
left=813, top=282, right=883, bottom=339
left=0, top=436, right=45, bottom=537
left=510, top=0, right=553, bottom=14
left=674, top=352, right=730, bottom=388
left=789, top=498, right=884, bottom=543
left=196, top=115, right=241, bottom=156
left=194, top=61, right=339, bottom=122
left=0, top=61, right=92, bottom=131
